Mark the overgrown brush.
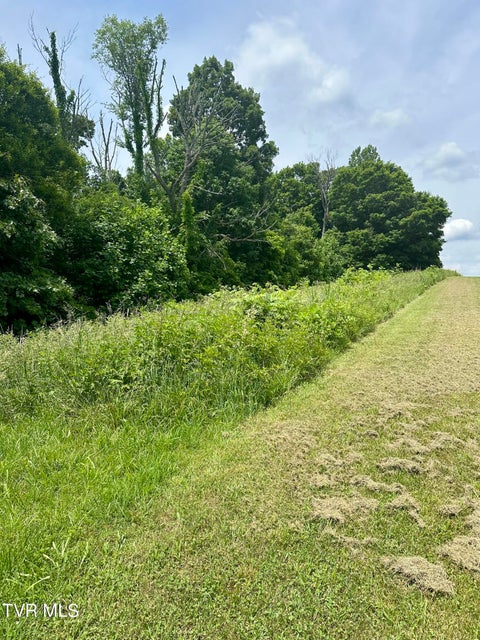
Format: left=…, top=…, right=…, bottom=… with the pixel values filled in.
left=0, top=267, right=450, bottom=423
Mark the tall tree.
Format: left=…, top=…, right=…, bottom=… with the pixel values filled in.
left=164, top=57, right=278, bottom=288
left=30, top=24, right=94, bottom=150
left=329, top=146, right=451, bottom=269
left=310, top=151, right=337, bottom=237
left=147, top=74, right=232, bottom=216
left=92, top=15, right=168, bottom=177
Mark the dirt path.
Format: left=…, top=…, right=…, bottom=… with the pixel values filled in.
left=67, top=277, right=480, bottom=639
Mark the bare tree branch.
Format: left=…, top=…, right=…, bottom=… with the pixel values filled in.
left=147, top=76, right=237, bottom=215
left=90, top=111, right=119, bottom=175
left=308, top=149, right=337, bottom=238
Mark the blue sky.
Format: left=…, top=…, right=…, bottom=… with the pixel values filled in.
left=2, top=0, right=480, bottom=274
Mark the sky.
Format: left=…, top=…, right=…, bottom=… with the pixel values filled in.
left=1, top=0, right=480, bottom=275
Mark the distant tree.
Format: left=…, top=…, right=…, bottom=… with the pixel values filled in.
left=267, top=162, right=323, bottom=226
left=312, top=151, right=337, bottom=238
left=266, top=160, right=345, bottom=283
left=89, top=110, right=119, bottom=181
left=92, top=15, right=168, bottom=178
left=329, top=146, right=451, bottom=269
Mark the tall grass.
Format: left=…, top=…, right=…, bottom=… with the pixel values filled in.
left=0, top=268, right=452, bottom=606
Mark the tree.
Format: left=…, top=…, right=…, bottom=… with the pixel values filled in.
left=0, top=47, right=85, bottom=232
left=311, top=151, right=337, bottom=237
left=267, top=162, right=324, bottom=226
left=92, top=15, right=168, bottom=178
left=147, top=75, right=232, bottom=216
left=329, top=146, right=451, bottom=269
left=154, top=57, right=278, bottom=289
left=146, top=56, right=278, bottom=220
left=89, top=110, right=119, bottom=180
left=30, top=24, right=95, bottom=150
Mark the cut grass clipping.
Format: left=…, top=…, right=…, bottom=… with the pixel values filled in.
left=0, top=267, right=451, bottom=637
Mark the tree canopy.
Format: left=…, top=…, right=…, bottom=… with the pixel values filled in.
left=329, top=146, right=450, bottom=269
left=92, top=15, right=168, bottom=177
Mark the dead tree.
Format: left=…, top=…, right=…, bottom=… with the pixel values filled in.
left=309, top=150, right=337, bottom=238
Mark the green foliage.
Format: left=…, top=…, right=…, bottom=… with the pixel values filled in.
left=265, top=208, right=321, bottom=285
left=0, top=34, right=458, bottom=334
left=330, top=146, right=451, bottom=269
left=64, top=186, right=189, bottom=311
left=0, top=269, right=453, bottom=620
left=267, top=162, right=324, bottom=227
left=266, top=162, right=346, bottom=284
left=0, top=269, right=449, bottom=421
left=0, top=177, right=73, bottom=331
left=0, top=52, right=84, bottom=232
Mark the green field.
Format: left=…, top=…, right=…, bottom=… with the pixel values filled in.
left=4, top=268, right=478, bottom=639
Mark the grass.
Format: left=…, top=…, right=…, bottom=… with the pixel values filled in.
left=0, top=267, right=461, bottom=638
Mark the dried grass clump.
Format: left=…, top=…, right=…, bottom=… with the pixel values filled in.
left=439, top=500, right=469, bottom=518
left=381, top=556, right=454, bottom=595
left=315, top=452, right=364, bottom=470
left=439, top=536, right=480, bottom=573
left=426, top=431, right=465, bottom=452
left=388, top=493, right=426, bottom=527
left=465, top=504, right=480, bottom=532
left=309, top=473, right=339, bottom=489
left=388, top=437, right=430, bottom=455
left=312, top=496, right=378, bottom=524
left=377, top=458, right=422, bottom=474
left=324, top=526, right=377, bottom=548
left=350, top=475, right=404, bottom=494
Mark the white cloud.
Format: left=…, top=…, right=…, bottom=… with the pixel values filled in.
left=309, top=68, right=351, bottom=105
left=370, top=108, right=410, bottom=128
left=443, top=218, right=476, bottom=241
left=235, top=17, right=351, bottom=106
left=422, top=142, right=480, bottom=181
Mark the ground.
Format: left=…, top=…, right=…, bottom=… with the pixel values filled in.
left=21, top=276, right=480, bottom=639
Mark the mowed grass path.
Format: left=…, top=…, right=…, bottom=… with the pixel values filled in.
left=14, top=276, right=480, bottom=639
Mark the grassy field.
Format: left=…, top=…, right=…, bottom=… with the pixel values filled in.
left=1, top=268, right=469, bottom=639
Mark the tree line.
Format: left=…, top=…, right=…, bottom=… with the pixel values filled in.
left=0, top=14, right=451, bottom=332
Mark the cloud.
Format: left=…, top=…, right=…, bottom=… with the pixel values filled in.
left=370, top=108, right=410, bottom=128
left=443, top=218, right=477, bottom=241
left=235, top=17, right=351, bottom=106
left=421, top=142, right=480, bottom=181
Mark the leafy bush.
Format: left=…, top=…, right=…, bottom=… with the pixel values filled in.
left=64, top=186, right=189, bottom=312
left=0, top=177, right=74, bottom=332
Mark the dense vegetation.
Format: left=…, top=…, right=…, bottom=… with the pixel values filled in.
left=0, top=13, right=452, bottom=332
